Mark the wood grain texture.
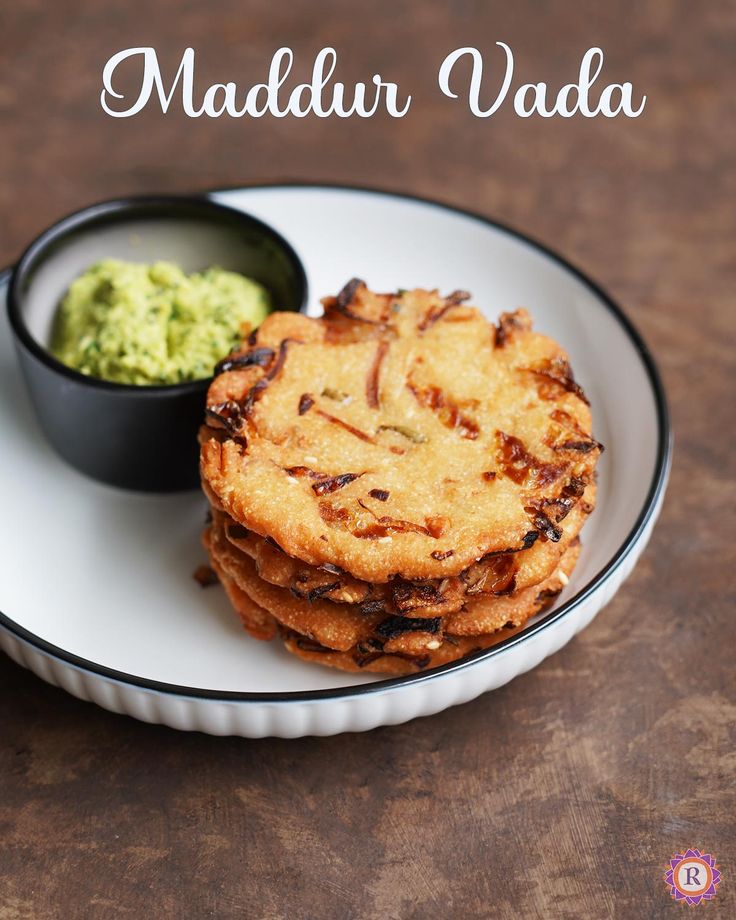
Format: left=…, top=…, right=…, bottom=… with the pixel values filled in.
left=0, top=1, right=734, bottom=917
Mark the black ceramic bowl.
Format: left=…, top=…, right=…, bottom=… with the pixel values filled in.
left=7, top=196, right=308, bottom=491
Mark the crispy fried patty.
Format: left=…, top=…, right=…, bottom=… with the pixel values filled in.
left=200, top=282, right=602, bottom=583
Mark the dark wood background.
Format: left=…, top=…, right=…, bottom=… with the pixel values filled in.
left=1, top=1, right=734, bottom=917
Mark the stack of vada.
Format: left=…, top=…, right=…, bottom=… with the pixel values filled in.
left=200, top=280, right=602, bottom=676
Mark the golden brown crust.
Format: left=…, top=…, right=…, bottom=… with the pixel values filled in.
left=200, top=283, right=602, bottom=582
left=206, top=519, right=384, bottom=651
left=282, top=628, right=526, bottom=676
left=280, top=545, right=579, bottom=675
left=205, top=510, right=580, bottom=665
left=218, top=483, right=594, bottom=616
left=202, top=529, right=277, bottom=641
left=444, top=539, right=579, bottom=636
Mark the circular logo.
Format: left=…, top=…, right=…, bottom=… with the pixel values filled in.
left=664, top=849, right=722, bottom=905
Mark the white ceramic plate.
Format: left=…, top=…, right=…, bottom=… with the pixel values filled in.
left=0, top=185, right=671, bottom=737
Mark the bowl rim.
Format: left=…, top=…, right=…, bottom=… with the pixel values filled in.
left=5, top=194, right=309, bottom=396
left=0, top=181, right=672, bottom=704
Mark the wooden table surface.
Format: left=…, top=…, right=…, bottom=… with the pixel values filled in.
left=1, top=1, right=734, bottom=917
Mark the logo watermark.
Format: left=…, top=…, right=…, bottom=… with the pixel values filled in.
left=664, top=849, right=721, bottom=905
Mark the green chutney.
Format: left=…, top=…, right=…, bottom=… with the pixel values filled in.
left=51, top=259, right=271, bottom=385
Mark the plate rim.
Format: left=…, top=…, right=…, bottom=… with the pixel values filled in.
left=0, top=181, right=672, bottom=704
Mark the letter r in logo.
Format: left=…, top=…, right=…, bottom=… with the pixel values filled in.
left=685, top=866, right=701, bottom=886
